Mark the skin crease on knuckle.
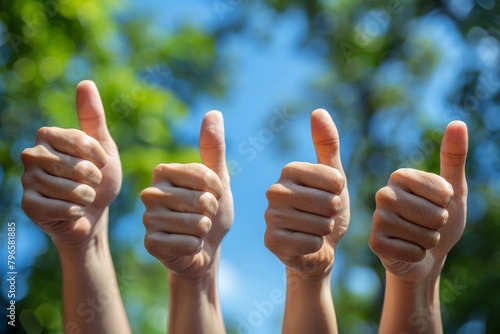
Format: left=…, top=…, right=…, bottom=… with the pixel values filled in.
left=195, top=191, right=219, bottom=217
left=264, top=230, right=281, bottom=255
left=140, top=187, right=157, bottom=206
left=152, top=163, right=177, bottom=183
left=200, top=166, right=220, bottom=192
left=326, top=195, right=341, bottom=217
left=194, top=216, right=212, bottom=238
left=20, top=145, right=50, bottom=168
left=74, top=160, right=102, bottom=185
left=71, top=131, right=102, bottom=163
left=265, top=183, right=289, bottom=202
left=375, top=186, right=397, bottom=210
left=389, top=168, right=408, bottom=186
left=35, top=126, right=51, bottom=143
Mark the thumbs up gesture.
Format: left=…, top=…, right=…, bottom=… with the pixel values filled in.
left=265, top=109, right=350, bottom=278
left=21, top=80, right=122, bottom=248
left=140, top=111, right=233, bottom=279
left=369, top=121, right=468, bottom=282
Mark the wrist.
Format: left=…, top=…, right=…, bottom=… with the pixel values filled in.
left=283, top=267, right=337, bottom=333
left=285, top=266, right=332, bottom=296
left=167, top=256, right=225, bottom=333
left=381, top=271, right=442, bottom=333
left=169, top=266, right=217, bottom=290
left=386, top=270, right=441, bottom=299
left=168, top=248, right=221, bottom=302
left=53, top=209, right=111, bottom=262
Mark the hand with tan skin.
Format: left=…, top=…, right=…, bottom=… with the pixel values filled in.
left=20, top=80, right=130, bottom=334
left=369, top=121, right=468, bottom=334
left=264, top=109, right=350, bottom=334
left=141, top=110, right=233, bottom=334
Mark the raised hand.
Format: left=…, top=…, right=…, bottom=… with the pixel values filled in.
left=140, top=110, right=233, bottom=279
left=264, top=108, right=350, bottom=278
left=21, top=80, right=122, bottom=247
left=369, top=121, right=468, bottom=282
left=20, top=81, right=130, bottom=334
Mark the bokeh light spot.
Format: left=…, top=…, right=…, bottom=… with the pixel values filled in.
left=13, top=58, right=36, bottom=83
left=39, top=57, right=63, bottom=82
left=20, top=309, right=43, bottom=334
left=77, top=2, right=101, bottom=26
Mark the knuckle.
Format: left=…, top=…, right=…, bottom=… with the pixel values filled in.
left=195, top=216, right=212, bottom=237
left=326, top=195, right=341, bottom=217
left=73, top=184, right=96, bottom=204
left=197, top=192, right=218, bottom=215
left=35, top=127, right=51, bottom=142
left=143, top=234, right=156, bottom=255
left=375, top=187, right=395, bottom=206
left=372, top=209, right=391, bottom=233
left=20, top=147, right=34, bottom=165
left=72, top=131, right=94, bottom=153
left=264, top=208, right=276, bottom=224
left=142, top=212, right=154, bottom=229
left=281, top=162, right=304, bottom=179
left=200, top=166, right=216, bottom=185
left=21, top=195, right=33, bottom=215
left=21, top=172, right=33, bottom=189
left=153, top=163, right=170, bottom=178
left=426, top=231, right=441, bottom=249
left=368, top=232, right=382, bottom=254
left=140, top=187, right=155, bottom=205
left=437, top=179, right=454, bottom=207
left=266, top=183, right=287, bottom=202
left=331, top=169, right=345, bottom=192
left=320, top=218, right=335, bottom=235
left=389, top=168, right=409, bottom=184
left=75, top=160, right=102, bottom=184
left=264, top=231, right=278, bottom=253
left=20, top=146, right=46, bottom=166
left=430, top=208, right=449, bottom=228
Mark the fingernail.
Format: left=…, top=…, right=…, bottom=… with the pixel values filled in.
left=70, top=206, right=85, bottom=216
left=445, top=196, right=452, bottom=208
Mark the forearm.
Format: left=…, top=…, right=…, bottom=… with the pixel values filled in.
left=168, top=255, right=225, bottom=334
left=282, top=268, right=337, bottom=334
left=56, top=210, right=131, bottom=334
left=379, top=271, right=442, bottom=334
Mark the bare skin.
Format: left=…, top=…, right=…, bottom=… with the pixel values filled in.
left=141, top=110, right=233, bottom=334
left=21, top=80, right=131, bottom=334
left=265, top=109, right=350, bottom=334
left=369, top=121, right=468, bottom=334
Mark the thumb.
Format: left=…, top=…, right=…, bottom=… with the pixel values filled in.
left=199, top=110, right=229, bottom=186
left=76, top=80, right=114, bottom=149
left=311, top=109, right=345, bottom=173
left=440, top=120, right=468, bottom=199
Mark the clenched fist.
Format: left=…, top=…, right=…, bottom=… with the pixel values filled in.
left=369, top=121, right=468, bottom=283
left=140, top=111, right=233, bottom=280
left=21, top=81, right=122, bottom=247
left=264, top=109, right=350, bottom=279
